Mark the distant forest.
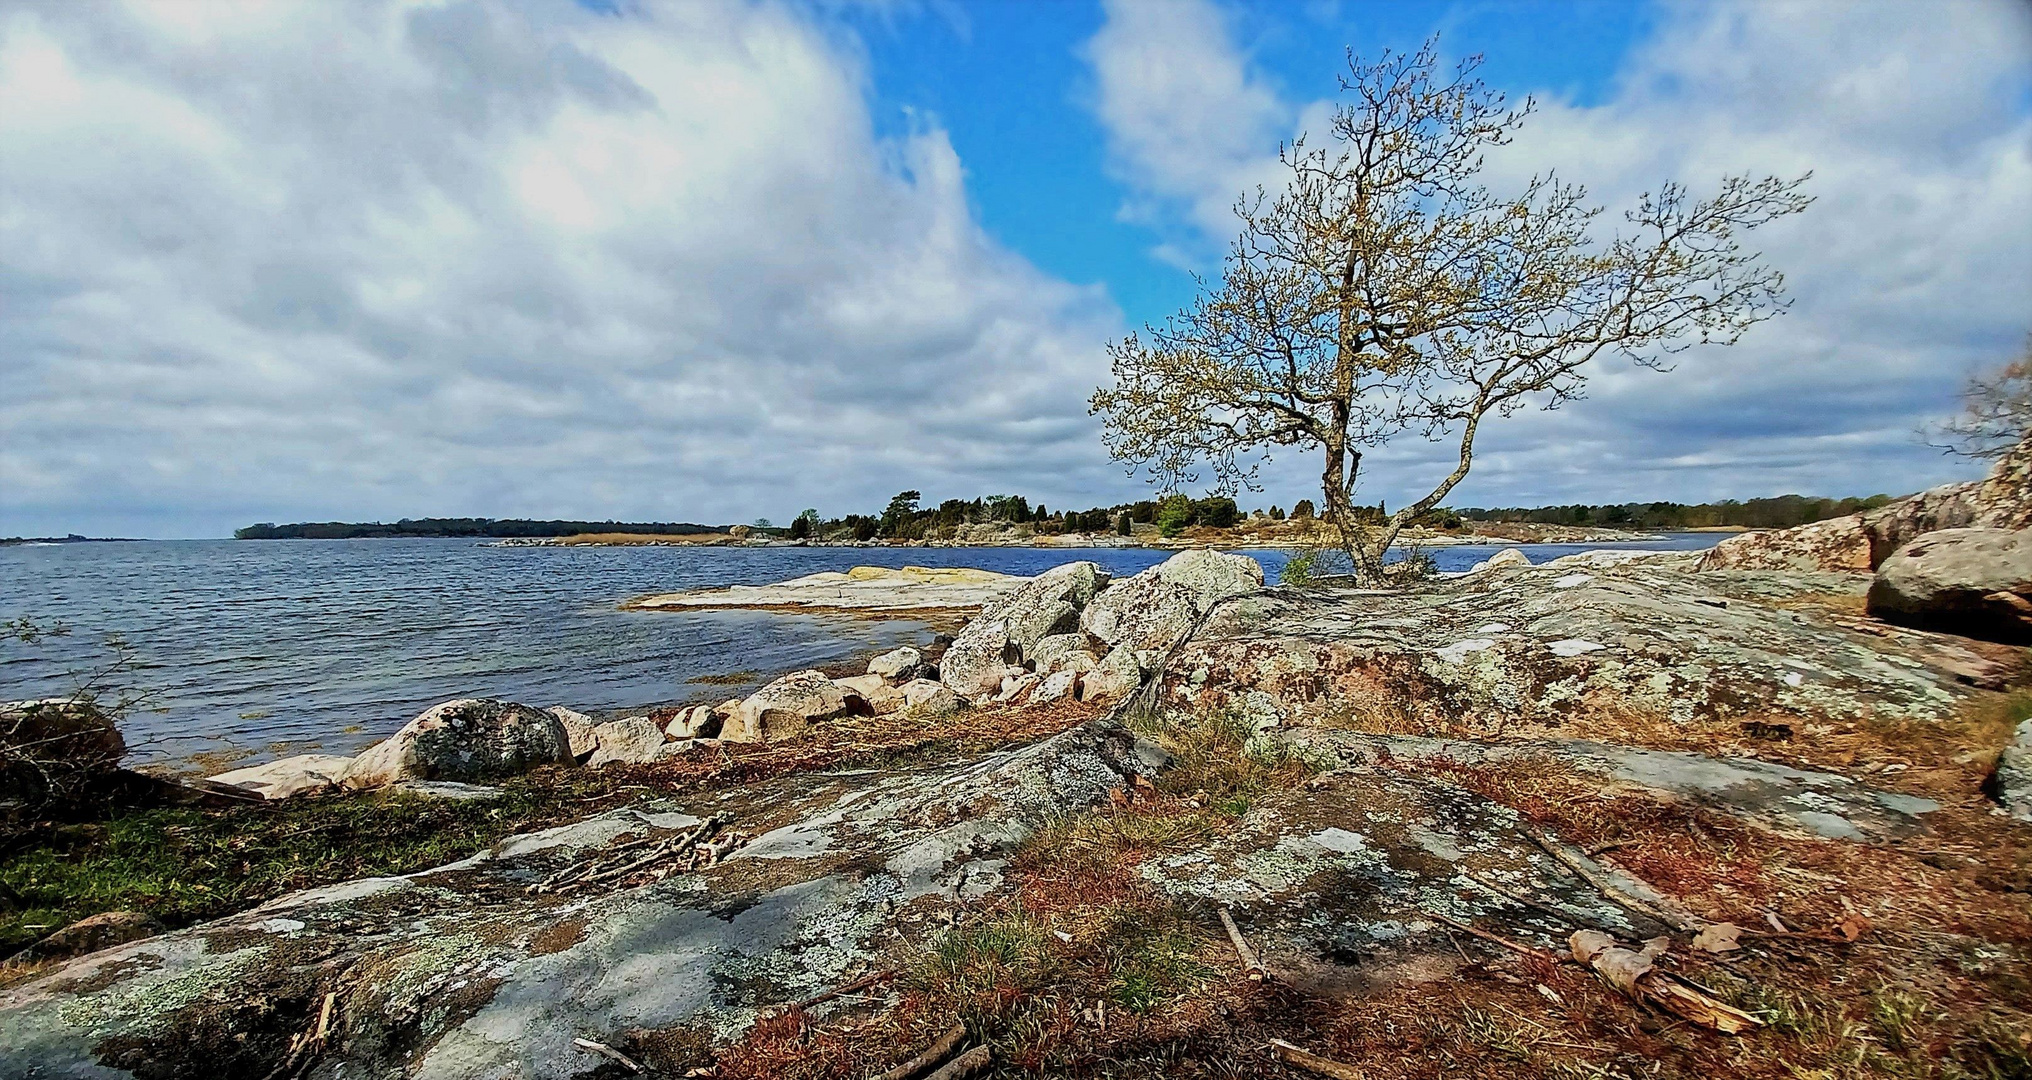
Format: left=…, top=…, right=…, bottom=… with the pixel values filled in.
left=233, top=518, right=723, bottom=540
left=1455, top=493, right=1900, bottom=530
left=232, top=491, right=1901, bottom=542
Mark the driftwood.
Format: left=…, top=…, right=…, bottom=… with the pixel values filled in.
left=1521, top=824, right=1699, bottom=934
left=1569, top=930, right=1760, bottom=1034
left=531, top=813, right=736, bottom=896
left=1269, top=1038, right=1364, bottom=1079
left=871, top=1023, right=967, bottom=1080
left=1218, top=907, right=1265, bottom=981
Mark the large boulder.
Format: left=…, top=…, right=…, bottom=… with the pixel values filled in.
left=340, top=699, right=572, bottom=790
left=1148, top=548, right=1263, bottom=612
left=547, top=706, right=600, bottom=759
left=0, top=699, right=125, bottom=820
left=937, top=616, right=1016, bottom=698
left=586, top=716, right=670, bottom=768
left=205, top=754, right=353, bottom=800
left=865, top=646, right=924, bottom=681
left=938, top=563, right=1113, bottom=697
left=1079, top=574, right=1199, bottom=657
left=1696, top=515, right=1874, bottom=573
left=1078, top=645, right=1144, bottom=702
left=900, top=679, right=964, bottom=717
left=1867, top=527, right=2032, bottom=642
left=723, top=670, right=849, bottom=743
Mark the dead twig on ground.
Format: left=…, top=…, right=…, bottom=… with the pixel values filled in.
left=796, top=968, right=895, bottom=1012
left=1460, top=869, right=1615, bottom=933
left=1521, top=824, right=1699, bottom=934
left=1269, top=1038, right=1365, bottom=1079
left=1219, top=906, right=1265, bottom=981
left=920, top=1044, right=990, bottom=1080
left=1423, top=910, right=1559, bottom=962
left=572, top=1037, right=644, bottom=1073
left=870, top=1023, right=967, bottom=1080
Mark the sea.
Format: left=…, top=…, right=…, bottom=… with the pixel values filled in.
left=0, top=534, right=1724, bottom=769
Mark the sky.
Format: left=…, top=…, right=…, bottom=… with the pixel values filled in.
left=1, top=0, right=2028, bottom=538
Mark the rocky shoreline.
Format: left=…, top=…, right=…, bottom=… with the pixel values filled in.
left=4, top=452, right=2031, bottom=1079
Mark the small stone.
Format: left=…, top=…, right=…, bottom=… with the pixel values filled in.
left=866, top=646, right=923, bottom=680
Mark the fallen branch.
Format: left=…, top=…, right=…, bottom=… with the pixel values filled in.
left=871, top=1023, right=967, bottom=1080
left=1423, top=910, right=1558, bottom=961
left=798, top=968, right=895, bottom=1011
left=1269, top=1038, right=1364, bottom=1079
left=1218, top=907, right=1265, bottom=981
left=1460, top=870, right=1614, bottom=933
left=1569, top=930, right=1760, bottom=1034
left=572, top=1037, right=644, bottom=1073
left=920, top=1044, right=990, bottom=1080
left=1521, top=824, right=1699, bottom=934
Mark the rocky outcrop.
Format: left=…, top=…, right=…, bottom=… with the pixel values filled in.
left=0, top=723, right=1161, bottom=1079
left=939, top=563, right=1110, bottom=696
left=1696, top=515, right=1874, bottom=573
left=1159, top=561, right=1970, bottom=731
left=205, top=754, right=353, bottom=800
left=586, top=716, right=671, bottom=767
left=339, top=699, right=573, bottom=790
left=1698, top=438, right=2032, bottom=573
left=723, top=670, right=851, bottom=743
left=1147, top=548, right=1263, bottom=612
left=629, top=565, right=1022, bottom=614
left=1867, top=527, right=2032, bottom=642
left=1468, top=547, right=1532, bottom=574
left=1078, top=574, right=1199, bottom=658
left=2, top=911, right=162, bottom=968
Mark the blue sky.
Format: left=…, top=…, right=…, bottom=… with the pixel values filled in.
left=1, top=0, right=2028, bottom=536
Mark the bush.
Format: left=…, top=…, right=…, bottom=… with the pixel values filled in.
left=1156, top=496, right=1193, bottom=538
left=1291, top=499, right=1316, bottom=519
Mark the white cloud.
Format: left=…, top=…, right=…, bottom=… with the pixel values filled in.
left=0, top=0, right=1124, bottom=536
left=1083, top=0, right=2032, bottom=508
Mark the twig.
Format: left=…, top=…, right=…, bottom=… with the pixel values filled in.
left=1460, top=869, right=1613, bottom=932
left=1423, top=910, right=1557, bottom=961
left=797, top=968, right=895, bottom=1011
left=920, top=1044, right=991, bottom=1080
left=1218, top=906, right=1265, bottom=981
left=573, top=1038, right=644, bottom=1073
left=1520, top=824, right=1698, bottom=934
left=1269, top=1038, right=1364, bottom=1079
left=871, top=1023, right=966, bottom=1080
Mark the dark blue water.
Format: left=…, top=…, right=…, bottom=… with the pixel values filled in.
left=0, top=535, right=1722, bottom=766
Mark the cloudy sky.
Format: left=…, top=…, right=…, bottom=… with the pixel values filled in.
left=2, top=0, right=2027, bottom=537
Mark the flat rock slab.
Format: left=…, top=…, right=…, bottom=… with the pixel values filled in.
left=1140, top=765, right=1666, bottom=998
left=628, top=565, right=1025, bottom=613
left=1301, top=732, right=1939, bottom=842
left=0, top=725, right=1154, bottom=1080
left=1162, top=563, right=1969, bottom=729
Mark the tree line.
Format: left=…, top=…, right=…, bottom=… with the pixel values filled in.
left=1456, top=494, right=1898, bottom=530
left=233, top=518, right=721, bottom=540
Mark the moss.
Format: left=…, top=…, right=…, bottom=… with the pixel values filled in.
left=0, top=766, right=628, bottom=959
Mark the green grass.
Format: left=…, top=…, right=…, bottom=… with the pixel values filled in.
left=0, top=768, right=626, bottom=957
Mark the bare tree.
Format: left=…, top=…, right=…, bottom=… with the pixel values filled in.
left=1090, top=41, right=1812, bottom=580
left=1932, top=340, right=2032, bottom=459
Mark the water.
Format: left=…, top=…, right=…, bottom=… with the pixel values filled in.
left=0, top=534, right=1723, bottom=767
